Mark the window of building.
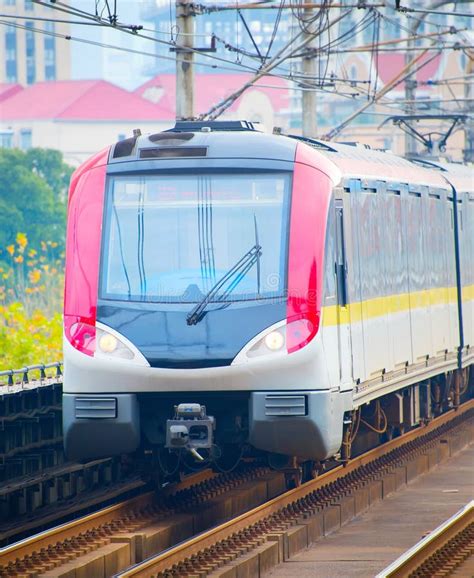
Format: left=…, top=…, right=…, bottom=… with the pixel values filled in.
left=0, top=132, right=13, bottom=148
left=4, top=0, right=16, bottom=5
left=45, top=64, right=55, bottom=80
left=24, top=0, right=33, bottom=9
left=44, top=21, right=56, bottom=80
left=25, top=21, right=36, bottom=84
left=250, top=21, right=261, bottom=33
left=5, top=25, right=16, bottom=49
left=339, top=14, right=354, bottom=38
left=20, top=129, right=32, bottom=150
left=5, top=25, right=17, bottom=82
left=25, top=21, right=35, bottom=56
left=6, top=60, right=17, bottom=82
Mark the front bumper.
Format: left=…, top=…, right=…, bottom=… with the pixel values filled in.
left=63, top=393, right=140, bottom=460
left=249, top=389, right=352, bottom=460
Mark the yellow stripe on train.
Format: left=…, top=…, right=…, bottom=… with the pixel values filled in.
left=322, top=284, right=473, bottom=327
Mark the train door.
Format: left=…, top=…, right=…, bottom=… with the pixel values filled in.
left=406, top=185, right=431, bottom=363
left=455, top=191, right=473, bottom=366
left=335, top=200, right=352, bottom=388
left=347, top=180, right=366, bottom=384
left=463, top=192, right=474, bottom=363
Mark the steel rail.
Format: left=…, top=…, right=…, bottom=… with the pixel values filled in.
left=116, top=399, right=474, bottom=577
left=376, top=500, right=474, bottom=577
left=0, top=468, right=217, bottom=567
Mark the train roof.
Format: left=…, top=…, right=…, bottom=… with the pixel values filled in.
left=410, top=158, right=474, bottom=194
left=290, top=137, right=452, bottom=190
left=109, top=121, right=472, bottom=194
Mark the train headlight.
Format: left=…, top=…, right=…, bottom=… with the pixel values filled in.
left=94, top=323, right=149, bottom=366
left=232, top=317, right=317, bottom=366
left=264, top=331, right=285, bottom=351
left=243, top=325, right=286, bottom=360
left=98, top=333, right=118, bottom=353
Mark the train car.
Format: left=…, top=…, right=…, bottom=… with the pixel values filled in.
left=62, top=121, right=473, bottom=472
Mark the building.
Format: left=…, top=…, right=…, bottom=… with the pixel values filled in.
left=0, top=0, right=71, bottom=85
left=0, top=74, right=291, bottom=164
left=136, top=73, right=291, bottom=132
left=0, top=79, right=171, bottom=165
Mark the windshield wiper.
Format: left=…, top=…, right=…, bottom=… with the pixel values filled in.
left=186, top=243, right=262, bottom=326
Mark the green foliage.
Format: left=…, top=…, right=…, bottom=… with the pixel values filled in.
left=0, top=148, right=72, bottom=251
left=0, top=147, right=72, bottom=369
left=0, top=303, right=62, bottom=369
left=0, top=233, right=64, bottom=369
left=25, top=148, right=73, bottom=201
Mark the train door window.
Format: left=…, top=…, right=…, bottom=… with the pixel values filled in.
left=335, top=201, right=347, bottom=307
left=324, top=204, right=337, bottom=303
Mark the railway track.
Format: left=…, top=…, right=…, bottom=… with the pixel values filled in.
left=378, top=500, right=473, bottom=578
left=0, top=466, right=146, bottom=546
left=1, top=400, right=471, bottom=578
left=115, top=401, right=473, bottom=578
left=0, top=463, right=285, bottom=577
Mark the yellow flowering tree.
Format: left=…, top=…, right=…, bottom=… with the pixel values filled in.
left=0, top=147, right=72, bottom=370
left=0, top=303, right=62, bottom=368
left=0, top=233, right=64, bottom=368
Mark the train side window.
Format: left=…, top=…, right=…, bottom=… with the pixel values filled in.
left=335, top=203, right=347, bottom=307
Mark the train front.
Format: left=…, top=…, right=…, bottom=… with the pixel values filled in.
left=63, top=122, right=348, bottom=467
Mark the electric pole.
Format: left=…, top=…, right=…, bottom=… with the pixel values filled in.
left=404, top=32, right=418, bottom=157
left=301, top=6, right=318, bottom=138
left=176, top=0, right=194, bottom=119
left=465, top=54, right=473, bottom=163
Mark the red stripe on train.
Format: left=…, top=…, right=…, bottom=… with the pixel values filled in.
left=64, top=149, right=109, bottom=355
left=286, top=143, right=333, bottom=353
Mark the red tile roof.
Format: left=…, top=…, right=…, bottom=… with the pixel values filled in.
left=0, top=80, right=169, bottom=121
left=0, top=83, right=23, bottom=102
left=377, top=53, right=442, bottom=91
left=135, top=74, right=290, bottom=116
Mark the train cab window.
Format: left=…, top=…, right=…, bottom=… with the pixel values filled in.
left=101, top=172, right=292, bottom=304
left=335, top=203, right=348, bottom=307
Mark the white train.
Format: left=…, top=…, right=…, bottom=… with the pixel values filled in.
left=62, top=122, right=473, bottom=473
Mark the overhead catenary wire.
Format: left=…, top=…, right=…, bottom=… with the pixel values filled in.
left=22, top=2, right=467, bottom=79
left=0, top=17, right=262, bottom=75
left=198, top=1, right=386, bottom=12
left=13, top=0, right=471, bottom=134
left=200, top=7, right=354, bottom=120
left=0, top=13, right=440, bottom=114
left=31, top=0, right=275, bottom=74
left=32, top=0, right=372, bottom=85
left=4, top=14, right=468, bottom=120
left=397, top=6, right=474, bottom=19
left=29, top=0, right=385, bottom=93
left=325, top=47, right=444, bottom=139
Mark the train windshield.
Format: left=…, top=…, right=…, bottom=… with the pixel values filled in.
left=101, top=172, right=291, bottom=303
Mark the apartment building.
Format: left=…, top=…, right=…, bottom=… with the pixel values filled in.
left=0, top=0, right=70, bottom=85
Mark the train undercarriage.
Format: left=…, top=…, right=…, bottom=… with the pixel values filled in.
left=136, top=366, right=472, bottom=489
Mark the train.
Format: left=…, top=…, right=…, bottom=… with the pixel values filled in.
left=62, top=120, right=473, bottom=478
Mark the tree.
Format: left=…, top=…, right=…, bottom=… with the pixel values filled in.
left=25, top=148, right=74, bottom=202
left=0, top=148, right=72, bottom=251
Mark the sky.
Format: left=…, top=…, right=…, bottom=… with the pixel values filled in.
left=71, top=1, right=156, bottom=89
